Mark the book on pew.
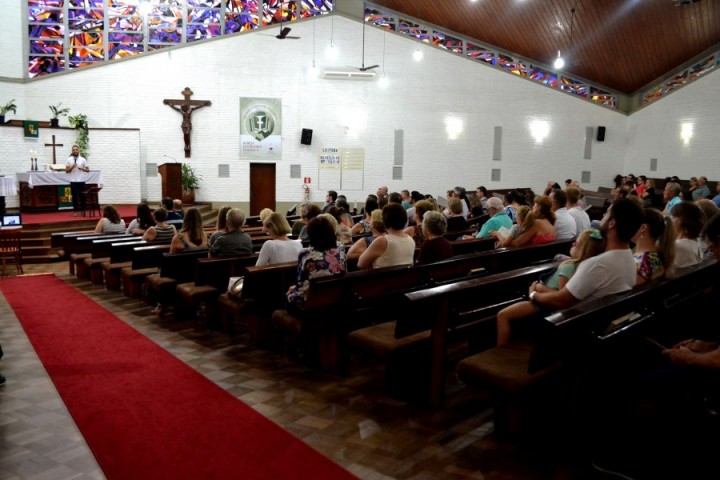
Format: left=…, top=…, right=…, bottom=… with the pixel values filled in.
left=601, top=311, right=642, bottom=336
left=494, top=226, right=511, bottom=241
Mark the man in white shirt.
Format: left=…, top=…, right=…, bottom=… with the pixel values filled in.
left=566, top=186, right=591, bottom=235
left=65, top=144, right=90, bottom=216
left=530, top=198, right=643, bottom=310
left=550, top=189, right=577, bottom=240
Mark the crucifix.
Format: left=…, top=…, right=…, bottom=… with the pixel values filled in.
left=44, top=135, right=64, bottom=164
left=163, top=87, right=211, bottom=158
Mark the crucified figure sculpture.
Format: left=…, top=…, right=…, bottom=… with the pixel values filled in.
left=163, top=87, right=211, bottom=158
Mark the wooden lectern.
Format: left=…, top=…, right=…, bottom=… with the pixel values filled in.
left=158, top=163, right=182, bottom=200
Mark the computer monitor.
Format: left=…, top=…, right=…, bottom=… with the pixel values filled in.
left=1, top=214, right=22, bottom=227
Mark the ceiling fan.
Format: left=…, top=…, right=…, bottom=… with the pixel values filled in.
left=348, top=21, right=378, bottom=71
left=260, top=2, right=301, bottom=39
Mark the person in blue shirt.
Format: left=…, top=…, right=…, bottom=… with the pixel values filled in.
left=469, top=197, right=513, bottom=239
left=662, top=182, right=682, bottom=217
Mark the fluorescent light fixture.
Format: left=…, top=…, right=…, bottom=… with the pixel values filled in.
left=322, top=69, right=376, bottom=80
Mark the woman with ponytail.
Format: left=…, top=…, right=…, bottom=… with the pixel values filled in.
left=631, top=207, right=676, bottom=285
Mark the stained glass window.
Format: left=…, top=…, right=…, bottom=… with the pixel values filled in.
left=398, top=18, right=429, bottom=42
left=465, top=42, right=494, bottom=64
left=689, top=55, right=715, bottom=81
left=263, top=0, right=297, bottom=26
left=527, top=66, right=558, bottom=88
left=498, top=55, right=526, bottom=76
left=560, top=76, right=588, bottom=97
left=433, top=31, right=462, bottom=54
left=301, top=0, right=332, bottom=19
left=365, top=9, right=394, bottom=30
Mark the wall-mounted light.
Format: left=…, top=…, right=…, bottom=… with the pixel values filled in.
left=413, top=47, right=423, bottom=62
left=681, top=122, right=693, bottom=144
left=529, top=120, right=550, bottom=143
left=445, top=117, right=463, bottom=140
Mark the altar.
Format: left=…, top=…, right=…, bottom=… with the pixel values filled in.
left=17, top=171, right=103, bottom=212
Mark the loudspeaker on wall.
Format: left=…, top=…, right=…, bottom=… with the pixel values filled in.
left=301, top=128, right=313, bottom=145
left=597, top=126, right=606, bottom=142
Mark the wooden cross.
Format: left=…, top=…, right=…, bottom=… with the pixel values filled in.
left=163, top=87, right=211, bottom=158
left=44, top=135, right=64, bottom=164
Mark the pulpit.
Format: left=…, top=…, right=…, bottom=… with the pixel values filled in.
left=159, top=163, right=182, bottom=200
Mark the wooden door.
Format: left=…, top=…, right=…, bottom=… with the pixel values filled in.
left=249, top=163, right=276, bottom=215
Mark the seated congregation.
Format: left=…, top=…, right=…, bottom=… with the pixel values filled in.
left=59, top=176, right=720, bottom=478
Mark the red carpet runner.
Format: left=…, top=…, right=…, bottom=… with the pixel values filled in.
left=0, top=275, right=355, bottom=480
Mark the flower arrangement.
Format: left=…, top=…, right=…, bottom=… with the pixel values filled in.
left=49, top=102, right=71, bottom=119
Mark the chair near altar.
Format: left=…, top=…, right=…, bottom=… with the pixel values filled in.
left=0, top=227, right=23, bottom=276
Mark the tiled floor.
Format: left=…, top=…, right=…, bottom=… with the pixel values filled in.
left=0, top=263, right=595, bottom=480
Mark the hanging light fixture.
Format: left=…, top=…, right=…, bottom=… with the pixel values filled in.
left=413, top=47, right=423, bottom=62
left=554, top=2, right=578, bottom=70
left=326, top=12, right=338, bottom=60
left=378, top=31, right=389, bottom=87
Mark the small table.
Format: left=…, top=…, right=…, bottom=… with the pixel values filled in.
left=0, top=175, right=17, bottom=216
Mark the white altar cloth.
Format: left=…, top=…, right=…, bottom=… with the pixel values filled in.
left=0, top=176, right=16, bottom=196
left=17, top=171, right=104, bottom=188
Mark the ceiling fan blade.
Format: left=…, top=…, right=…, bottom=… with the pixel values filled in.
left=276, top=27, right=292, bottom=39
left=359, top=65, right=379, bottom=71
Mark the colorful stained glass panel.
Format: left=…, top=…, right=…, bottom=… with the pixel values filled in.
left=262, top=0, right=297, bottom=26
left=109, top=16, right=143, bottom=31
left=188, top=9, right=222, bottom=23
left=527, top=66, right=558, bottom=87
left=689, top=55, right=715, bottom=80
left=188, top=0, right=221, bottom=7
left=68, top=9, right=104, bottom=30
left=29, top=24, right=64, bottom=38
left=498, top=55, right=525, bottom=76
left=29, top=8, right=63, bottom=23
left=108, top=32, right=143, bottom=42
left=228, top=0, right=259, bottom=14
left=560, top=76, right=588, bottom=97
left=69, top=47, right=103, bottom=60
left=302, top=0, right=331, bottom=11
left=108, top=5, right=138, bottom=16
left=225, top=12, right=258, bottom=32
left=109, top=42, right=144, bottom=58
left=29, top=0, right=63, bottom=7
left=149, top=28, right=182, bottom=43
left=365, top=11, right=394, bottom=30
left=188, top=25, right=221, bottom=41
left=28, top=56, right=65, bottom=78
left=433, top=31, right=462, bottom=53
left=69, top=59, right=100, bottom=69
left=398, top=18, right=429, bottom=42
left=70, top=31, right=103, bottom=48
left=70, top=0, right=102, bottom=7
left=30, top=40, right=63, bottom=55
left=466, top=42, right=494, bottom=64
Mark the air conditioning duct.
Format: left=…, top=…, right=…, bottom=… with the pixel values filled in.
left=321, top=69, right=376, bottom=80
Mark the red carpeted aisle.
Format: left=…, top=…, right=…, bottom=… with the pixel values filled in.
left=0, top=275, right=355, bottom=480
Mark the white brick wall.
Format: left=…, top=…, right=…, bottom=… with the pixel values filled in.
left=0, top=15, right=717, bottom=210
left=0, top=3, right=24, bottom=79
left=625, top=73, right=720, bottom=181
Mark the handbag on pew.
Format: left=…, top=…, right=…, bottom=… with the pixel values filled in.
left=228, top=276, right=244, bottom=299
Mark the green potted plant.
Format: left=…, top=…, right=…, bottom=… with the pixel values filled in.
left=68, top=113, right=89, bottom=157
left=0, top=99, right=17, bottom=124
left=49, top=102, right=71, bottom=127
left=181, top=163, right=202, bottom=204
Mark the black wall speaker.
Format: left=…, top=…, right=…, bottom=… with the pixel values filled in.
left=597, top=126, right=606, bottom=142
left=301, top=128, right=313, bottom=145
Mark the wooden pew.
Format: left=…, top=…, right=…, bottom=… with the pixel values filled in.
left=51, top=230, right=95, bottom=250
left=120, top=244, right=172, bottom=298
left=448, top=237, right=496, bottom=256
left=143, top=249, right=210, bottom=313
left=70, top=234, right=136, bottom=278
left=455, top=257, right=719, bottom=438
left=348, top=262, right=559, bottom=407
left=83, top=236, right=145, bottom=284
left=217, top=261, right=298, bottom=341
left=174, top=254, right=259, bottom=323
left=101, top=240, right=148, bottom=290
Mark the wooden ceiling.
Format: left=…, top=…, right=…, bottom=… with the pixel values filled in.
left=369, top=0, right=720, bottom=94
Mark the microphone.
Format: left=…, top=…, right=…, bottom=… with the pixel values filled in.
left=163, top=154, right=177, bottom=163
